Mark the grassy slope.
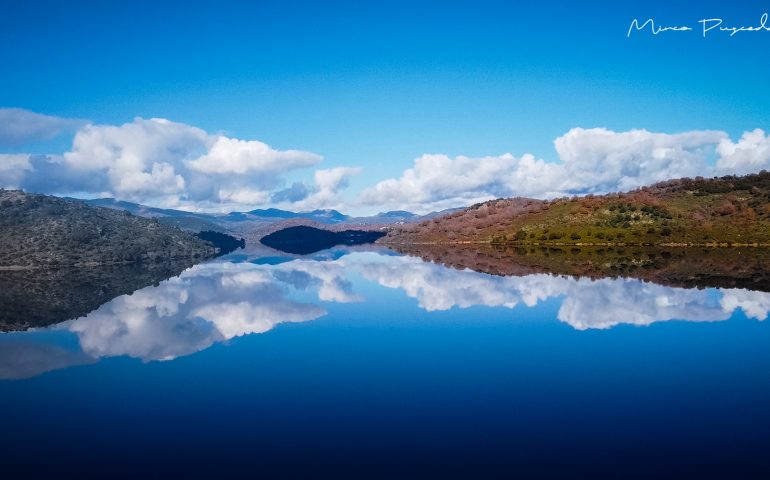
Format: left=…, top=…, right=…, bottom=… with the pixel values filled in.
left=385, top=171, right=770, bottom=246
left=0, top=190, right=217, bottom=267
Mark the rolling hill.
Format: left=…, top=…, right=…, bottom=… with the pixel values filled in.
left=260, top=226, right=386, bottom=254
left=0, top=190, right=218, bottom=268
left=383, top=171, right=770, bottom=246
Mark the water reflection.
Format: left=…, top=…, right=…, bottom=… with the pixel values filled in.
left=2, top=247, right=770, bottom=379
left=357, top=253, right=770, bottom=329
left=391, top=243, right=770, bottom=292
left=0, top=341, right=96, bottom=380
left=0, top=260, right=200, bottom=332
left=68, top=262, right=330, bottom=362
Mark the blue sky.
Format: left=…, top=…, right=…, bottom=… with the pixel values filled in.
left=1, top=0, right=769, bottom=214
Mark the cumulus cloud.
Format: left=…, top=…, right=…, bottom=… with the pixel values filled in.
left=61, top=117, right=323, bottom=208
left=288, top=166, right=363, bottom=211
left=187, top=136, right=321, bottom=175
left=360, top=127, right=770, bottom=213
left=6, top=109, right=770, bottom=214
left=0, top=108, right=87, bottom=147
left=359, top=153, right=544, bottom=213
left=716, top=128, right=770, bottom=175
left=553, top=128, right=727, bottom=192
left=2, top=115, right=326, bottom=211
left=0, top=154, right=33, bottom=188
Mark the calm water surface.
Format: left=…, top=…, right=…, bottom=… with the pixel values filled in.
left=2, top=246, right=770, bottom=477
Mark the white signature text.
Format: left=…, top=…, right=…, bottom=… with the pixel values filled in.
left=627, top=13, right=770, bottom=38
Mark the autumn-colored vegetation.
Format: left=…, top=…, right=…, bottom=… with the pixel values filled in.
left=384, top=171, right=770, bottom=246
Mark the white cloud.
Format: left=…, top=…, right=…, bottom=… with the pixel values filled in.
left=289, top=166, right=363, bottom=211
left=553, top=127, right=727, bottom=192
left=359, top=153, right=529, bottom=212
left=0, top=154, right=33, bottom=188
left=716, top=128, right=770, bottom=175
left=187, top=136, right=321, bottom=174
left=0, top=108, right=87, bottom=146
left=6, top=110, right=770, bottom=214
left=216, top=187, right=271, bottom=205
left=359, top=127, right=770, bottom=214
left=3, top=116, right=327, bottom=211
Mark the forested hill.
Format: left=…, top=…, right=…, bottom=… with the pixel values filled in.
left=0, top=190, right=218, bottom=268
left=260, top=225, right=387, bottom=254
left=383, top=171, right=770, bottom=246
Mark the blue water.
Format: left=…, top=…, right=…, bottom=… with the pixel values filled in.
left=2, top=247, right=770, bottom=477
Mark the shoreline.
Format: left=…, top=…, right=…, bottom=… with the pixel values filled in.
left=0, top=254, right=216, bottom=271
left=380, top=240, right=770, bottom=248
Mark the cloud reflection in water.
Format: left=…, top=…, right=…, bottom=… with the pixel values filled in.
left=356, top=254, right=770, bottom=330
left=2, top=250, right=769, bottom=379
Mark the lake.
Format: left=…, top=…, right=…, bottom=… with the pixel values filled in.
left=2, top=245, right=770, bottom=477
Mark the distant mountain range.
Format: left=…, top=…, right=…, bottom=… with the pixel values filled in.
left=225, top=208, right=349, bottom=223
left=78, top=198, right=460, bottom=242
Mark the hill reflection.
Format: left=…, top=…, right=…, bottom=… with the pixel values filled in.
left=390, top=244, right=770, bottom=292
left=2, top=247, right=770, bottom=379
left=0, top=260, right=199, bottom=332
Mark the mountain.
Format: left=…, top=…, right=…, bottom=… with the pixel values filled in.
left=341, top=209, right=464, bottom=226
left=1, top=190, right=218, bottom=268
left=244, top=208, right=347, bottom=223
left=83, top=198, right=226, bottom=233
left=379, top=210, right=417, bottom=218
left=247, top=208, right=300, bottom=219
left=81, top=199, right=423, bottom=228
left=83, top=197, right=213, bottom=220
left=383, top=171, right=770, bottom=246
left=305, top=209, right=348, bottom=223
left=345, top=210, right=415, bottom=225
left=71, top=198, right=470, bottom=245
left=418, top=207, right=464, bottom=220
left=74, top=199, right=413, bottom=233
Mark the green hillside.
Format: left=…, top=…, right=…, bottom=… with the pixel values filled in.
left=384, top=171, right=770, bottom=247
